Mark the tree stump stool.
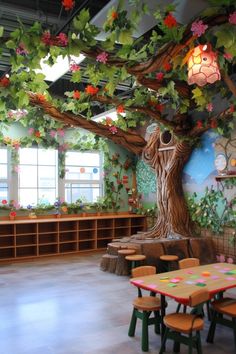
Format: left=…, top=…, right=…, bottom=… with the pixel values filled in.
left=125, top=254, right=146, bottom=270
left=100, top=254, right=118, bottom=273
left=116, top=249, right=136, bottom=276
left=160, top=255, right=179, bottom=272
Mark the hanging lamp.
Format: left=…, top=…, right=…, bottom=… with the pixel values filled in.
left=187, top=44, right=221, bottom=86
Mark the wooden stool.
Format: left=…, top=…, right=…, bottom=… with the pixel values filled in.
left=160, top=255, right=179, bottom=272
left=125, top=254, right=146, bottom=270
left=116, top=249, right=136, bottom=275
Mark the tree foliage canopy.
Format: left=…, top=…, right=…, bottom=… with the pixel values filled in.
left=0, top=0, right=236, bottom=152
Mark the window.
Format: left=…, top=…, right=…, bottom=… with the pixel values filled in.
left=64, top=151, right=102, bottom=203
left=18, top=148, right=58, bottom=205
left=0, top=148, right=8, bottom=200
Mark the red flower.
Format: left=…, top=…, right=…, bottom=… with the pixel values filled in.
left=85, top=85, right=99, bottom=95
left=73, top=90, right=80, bottom=100
left=62, top=0, right=75, bottom=11
left=116, top=105, right=125, bottom=113
left=230, top=105, right=235, bottom=113
left=148, top=100, right=157, bottom=107
left=155, top=72, right=164, bottom=82
left=155, top=104, right=165, bottom=112
left=111, top=11, right=118, bottom=20
left=0, top=76, right=10, bottom=87
left=163, top=62, right=172, bottom=72
left=210, top=119, right=217, bottom=129
left=56, top=33, right=68, bottom=47
left=34, top=131, right=41, bottom=138
left=196, top=120, right=203, bottom=128
left=36, top=94, right=46, bottom=102
left=41, top=31, right=52, bottom=46
left=164, top=13, right=177, bottom=28
left=9, top=211, right=17, bottom=217
left=1, top=199, right=7, bottom=205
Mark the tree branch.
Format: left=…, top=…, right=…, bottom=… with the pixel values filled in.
left=222, top=72, right=236, bottom=98
left=28, top=93, right=146, bottom=155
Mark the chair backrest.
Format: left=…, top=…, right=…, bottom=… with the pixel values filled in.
left=131, top=265, right=156, bottom=278
left=189, top=289, right=209, bottom=307
left=179, top=257, right=200, bottom=269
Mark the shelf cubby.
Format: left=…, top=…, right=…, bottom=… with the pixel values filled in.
left=16, top=234, right=36, bottom=246
left=0, top=248, right=15, bottom=259
left=0, top=224, right=14, bottom=236
left=59, top=242, right=77, bottom=253
left=59, top=232, right=77, bottom=243
left=0, top=214, right=146, bottom=262
left=39, top=233, right=58, bottom=244
left=97, top=219, right=113, bottom=229
left=39, top=244, right=58, bottom=255
left=16, top=246, right=37, bottom=258
left=59, top=221, right=77, bottom=232
left=38, top=222, right=58, bottom=233
left=0, top=235, right=14, bottom=247
left=16, top=223, right=36, bottom=235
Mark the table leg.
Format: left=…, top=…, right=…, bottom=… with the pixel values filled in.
left=161, top=294, right=166, bottom=338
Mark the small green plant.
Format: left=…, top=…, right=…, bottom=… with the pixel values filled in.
left=187, top=186, right=236, bottom=234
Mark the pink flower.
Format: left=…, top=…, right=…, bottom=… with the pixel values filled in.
left=155, top=72, right=164, bottom=82
left=96, top=52, right=109, bottom=64
left=229, top=12, right=236, bottom=25
left=14, top=165, right=20, bottom=173
left=219, top=254, right=225, bottom=263
left=227, top=257, right=234, bottom=264
left=50, top=130, right=57, bottom=138
left=1, top=199, right=7, bottom=205
left=41, top=31, right=52, bottom=46
left=28, top=128, right=34, bottom=135
left=70, top=62, right=80, bottom=72
left=191, top=20, right=208, bottom=37
left=109, top=126, right=118, bottom=134
left=57, top=129, right=65, bottom=137
left=58, top=143, right=69, bottom=152
left=224, top=52, right=233, bottom=61
left=206, top=103, right=213, bottom=112
left=56, top=33, right=68, bottom=46
left=16, top=43, right=28, bottom=56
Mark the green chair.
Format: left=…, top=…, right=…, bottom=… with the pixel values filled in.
left=128, top=265, right=162, bottom=352
left=207, top=297, right=236, bottom=349
left=159, top=289, right=209, bottom=354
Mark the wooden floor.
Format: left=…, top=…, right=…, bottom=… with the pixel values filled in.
left=0, top=252, right=235, bottom=354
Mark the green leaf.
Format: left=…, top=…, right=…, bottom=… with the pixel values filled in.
left=16, top=91, right=29, bottom=107
left=73, top=9, right=90, bottom=32
left=118, top=30, right=133, bottom=45
left=0, top=26, right=4, bottom=37
left=6, top=40, right=16, bottom=49
left=71, top=70, right=82, bottom=83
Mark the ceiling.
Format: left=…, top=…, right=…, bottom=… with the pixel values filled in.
left=0, top=0, right=209, bottom=114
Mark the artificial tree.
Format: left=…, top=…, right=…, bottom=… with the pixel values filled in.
left=1, top=0, right=236, bottom=238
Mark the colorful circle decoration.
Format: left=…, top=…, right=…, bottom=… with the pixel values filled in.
left=80, top=167, right=85, bottom=173
left=93, top=168, right=98, bottom=174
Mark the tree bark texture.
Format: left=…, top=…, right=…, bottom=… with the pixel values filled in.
left=142, top=128, right=194, bottom=238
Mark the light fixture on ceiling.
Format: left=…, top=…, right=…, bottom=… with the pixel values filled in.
left=35, top=54, right=85, bottom=82
left=92, top=108, right=125, bottom=122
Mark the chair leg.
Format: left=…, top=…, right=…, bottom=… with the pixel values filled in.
left=206, top=311, right=217, bottom=343
left=188, top=333, right=193, bottom=354
left=176, top=303, right=181, bottom=313
left=196, top=331, right=203, bottom=354
left=232, top=318, right=236, bottom=349
left=128, top=308, right=137, bottom=337
left=159, top=327, right=169, bottom=354
left=206, top=301, right=212, bottom=321
left=154, top=310, right=161, bottom=335
left=142, top=311, right=149, bottom=352
left=173, top=335, right=180, bottom=353
left=183, top=305, right=187, bottom=313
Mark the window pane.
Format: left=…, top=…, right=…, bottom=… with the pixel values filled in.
left=19, top=166, right=37, bottom=187
left=0, top=149, right=7, bottom=163
left=38, top=166, right=56, bottom=187
left=19, top=148, right=37, bottom=164
left=0, top=164, right=7, bottom=179
left=0, top=182, right=8, bottom=200
left=65, top=166, right=100, bottom=180
left=38, top=189, right=56, bottom=204
left=65, top=183, right=100, bottom=203
left=66, top=152, right=99, bottom=166
left=19, top=189, right=38, bottom=206
left=38, top=149, right=56, bottom=165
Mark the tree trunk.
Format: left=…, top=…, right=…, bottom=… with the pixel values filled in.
left=141, top=128, right=194, bottom=238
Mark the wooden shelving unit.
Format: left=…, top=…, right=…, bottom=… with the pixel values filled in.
left=0, top=214, right=147, bottom=262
